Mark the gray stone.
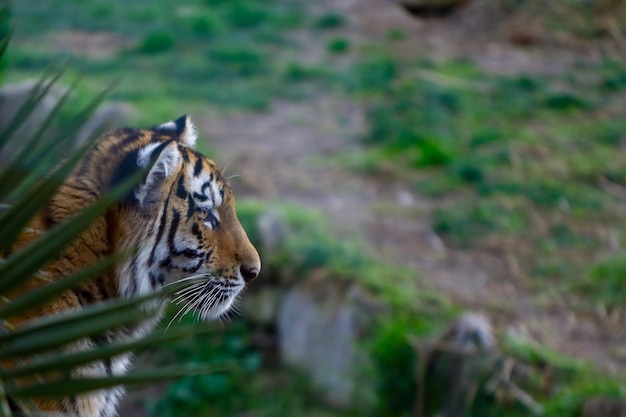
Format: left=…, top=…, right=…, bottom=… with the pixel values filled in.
left=419, top=312, right=498, bottom=417
left=0, top=80, right=65, bottom=161
left=0, top=80, right=133, bottom=162
left=439, top=312, right=496, bottom=352
left=277, top=282, right=381, bottom=408
left=256, top=209, right=287, bottom=253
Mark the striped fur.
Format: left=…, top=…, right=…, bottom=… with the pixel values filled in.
left=4, top=115, right=261, bottom=417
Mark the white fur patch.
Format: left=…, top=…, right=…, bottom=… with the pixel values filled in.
left=137, top=143, right=161, bottom=167
left=159, top=121, right=176, bottom=130
left=135, top=143, right=181, bottom=206
left=180, top=116, right=198, bottom=148
left=159, top=115, right=198, bottom=148
left=151, top=143, right=181, bottom=179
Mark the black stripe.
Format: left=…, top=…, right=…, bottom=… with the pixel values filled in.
left=168, top=209, right=181, bottom=254
left=187, top=194, right=196, bottom=219
left=176, top=175, right=188, bottom=199
left=108, top=147, right=140, bottom=203
left=67, top=396, right=79, bottom=414
left=94, top=277, right=112, bottom=300
left=193, top=157, right=203, bottom=177
left=148, top=196, right=170, bottom=267
left=191, top=222, right=202, bottom=238
left=181, top=248, right=202, bottom=259
left=183, top=262, right=202, bottom=273
left=110, top=129, right=140, bottom=153
left=174, top=114, right=188, bottom=136
left=104, top=358, right=113, bottom=376
left=73, top=288, right=97, bottom=306
left=201, top=181, right=212, bottom=193
left=41, top=202, right=57, bottom=230
left=127, top=255, right=139, bottom=295
left=192, top=191, right=208, bottom=202
left=159, top=256, right=172, bottom=269
left=150, top=271, right=165, bottom=287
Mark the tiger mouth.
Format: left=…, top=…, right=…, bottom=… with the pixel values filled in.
left=168, top=276, right=244, bottom=323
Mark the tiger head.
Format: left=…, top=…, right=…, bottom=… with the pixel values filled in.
left=92, top=115, right=261, bottom=320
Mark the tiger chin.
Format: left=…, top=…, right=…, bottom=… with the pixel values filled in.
left=4, top=115, right=261, bottom=417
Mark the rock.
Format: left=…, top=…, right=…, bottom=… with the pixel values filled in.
left=0, top=80, right=133, bottom=162
left=418, top=312, right=498, bottom=417
left=439, top=312, right=496, bottom=351
left=277, top=281, right=382, bottom=408
left=582, top=397, right=626, bottom=417
left=0, top=80, right=65, bottom=161
left=256, top=209, right=287, bottom=253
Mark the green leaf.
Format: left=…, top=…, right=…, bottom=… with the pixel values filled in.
left=0, top=142, right=91, bottom=255
left=0, top=78, right=116, bottom=204
left=0, top=282, right=185, bottom=358
left=0, top=306, right=148, bottom=359
left=6, top=365, right=233, bottom=399
left=0, top=67, right=66, bottom=154
left=2, top=325, right=218, bottom=379
left=0, top=254, right=123, bottom=319
left=4, top=78, right=78, bottom=180
left=0, top=169, right=142, bottom=296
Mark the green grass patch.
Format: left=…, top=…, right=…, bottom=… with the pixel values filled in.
left=137, top=30, right=176, bottom=54
left=354, top=54, right=626, bottom=305
left=326, top=37, right=350, bottom=54
left=312, top=13, right=347, bottom=30
left=8, top=0, right=310, bottom=114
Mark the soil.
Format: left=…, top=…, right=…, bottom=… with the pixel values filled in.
left=53, top=1, right=625, bottom=414
left=203, top=0, right=626, bottom=374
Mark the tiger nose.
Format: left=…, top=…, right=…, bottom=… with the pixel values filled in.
left=240, top=265, right=260, bottom=282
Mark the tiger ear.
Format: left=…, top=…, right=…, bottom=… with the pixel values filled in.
left=135, top=141, right=182, bottom=208
left=158, top=114, right=198, bottom=148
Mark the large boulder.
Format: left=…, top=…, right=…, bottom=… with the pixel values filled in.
left=0, top=80, right=133, bottom=161
left=277, top=280, right=383, bottom=408
left=0, top=80, right=64, bottom=161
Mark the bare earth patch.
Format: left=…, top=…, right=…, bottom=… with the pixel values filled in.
left=51, top=30, right=123, bottom=59
left=202, top=0, right=626, bottom=373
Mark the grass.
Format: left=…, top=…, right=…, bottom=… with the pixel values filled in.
left=7, top=0, right=315, bottom=120
left=351, top=53, right=626, bottom=310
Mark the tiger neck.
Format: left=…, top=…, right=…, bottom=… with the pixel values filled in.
left=115, top=209, right=167, bottom=299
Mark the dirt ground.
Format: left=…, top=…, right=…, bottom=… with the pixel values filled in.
left=114, top=1, right=626, bottom=415
left=204, top=0, right=626, bottom=374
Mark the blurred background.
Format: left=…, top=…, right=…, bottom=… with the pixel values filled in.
left=3, top=0, right=626, bottom=416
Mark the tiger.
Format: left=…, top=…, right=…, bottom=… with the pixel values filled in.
left=3, top=115, right=261, bottom=417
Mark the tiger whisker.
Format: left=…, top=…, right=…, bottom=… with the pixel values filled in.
left=177, top=290, right=209, bottom=322
left=172, top=286, right=204, bottom=305
left=226, top=173, right=240, bottom=181
left=166, top=289, right=204, bottom=331
left=198, top=286, right=221, bottom=320
left=173, top=281, right=207, bottom=296
left=163, top=274, right=213, bottom=288
left=171, top=284, right=206, bottom=304
left=166, top=282, right=211, bottom=329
